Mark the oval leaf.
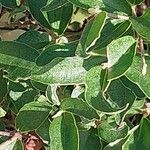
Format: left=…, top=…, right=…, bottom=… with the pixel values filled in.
left=76, top=12, right=107, bottom=56
left=130, top=8, right=150, bottom=41
left=49, top=113, right=79, bottom=150
left=103, top=0, right=132, bottom=15
left=126, top=55, right=150, bottom=98
left=60, top=98, right=99, bottom=119
left=98, top=121, right=129, bottom=143
left=32, top=57, right=87, bottom=85
left=16, top=101, right=52, bottom=132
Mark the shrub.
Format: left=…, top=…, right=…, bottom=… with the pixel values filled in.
left=0, top=0, right=150, bottom=149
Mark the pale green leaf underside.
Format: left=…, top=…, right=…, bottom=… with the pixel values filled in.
left=32, top=57, right=87, bottom=85
left=107, top=36, right=135, bottom=68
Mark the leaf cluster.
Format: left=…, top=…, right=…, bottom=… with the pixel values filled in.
left=0, top=0, right=150, bottom=149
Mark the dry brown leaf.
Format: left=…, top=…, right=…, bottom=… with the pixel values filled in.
left=0, top=29, right=25, bottom=41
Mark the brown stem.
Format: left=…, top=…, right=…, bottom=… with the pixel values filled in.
left=0, top=131, right=14, bottom=137
left=145, top=0, right=150, bottom=6
left=138, top=35, right=147, bottom=75
left=0, top=21, right=35, bottom=30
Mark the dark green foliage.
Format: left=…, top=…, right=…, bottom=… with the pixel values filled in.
left=0, top=0, right=150, bottom=149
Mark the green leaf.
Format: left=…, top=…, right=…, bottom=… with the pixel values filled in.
left=100, top=69, right=109, bottom=91
left=123, top=118, right=150, bottom=150
left=0, top=70, right=7, bottom=102
left=136, top=118, right=150, bottom=150
left=16, top=101, right=52, bottom=132
left=0, top=41, right=39, bottom=79
left=0, top=122, right=6, bottom=145
left=104, top=136, right=127, bottom=150
left=0, top=0, right=19, bottom=8
left=60, top=98, right=99, bottom=120
left=106, top=36, right=136, bottom=80
left=127, top=0, right=144, bottom=5
left=36, top=41, right=78, bottom=66
left=126, top=55, right=150, bottom=98
left=10, top=89, right=39, bottom=114
left=32, top=57, right=87, bottom=85
left=107, top=79, right=135, bottom=110
left=130, top=8, right=150, bottom=41
left=85, top=66, right=116, bottom=113
left=98, top=121, right=129, bottom=143
left=122, top=132, right=135, bottom=150
left=44, top=146, right=51, bottom=150
left=44, top=2, right=73, bottom=35
left=108, top=43, right=136, bottom=80
left=63, top=86, right=73, bottom=99
left=27, top=0, right=73, bottom=34
left=121, top=76, right=145, bottom=99
left=49, top=113, right=79, bottom=150
left=83, top=56, right=107, bottom=70
left=31, top=80, right=48, bottom=92
left=90, top=21, right=131, bottom=52
left=79, top=128, right=102, bottom=150
left=8, top=80, right=27, bottom=92
left=104, top=126, right=139, bottom=150
left=76, top=12, right=107, bottom=56
left=41, top=0, right=68, bottom=12
left=106, top=36, right=135, bottom=69
left=36, top=119, right=51, bottom=144
left=127, top=99, right=145, bottom=115
left=84, top=12, right=107, bottom=51
left=2, top=66, right=32, bottom=81
left=68, top=0, right=105, bottom=9
left=46, top=85, right=60, bottom=105
left=85, top=66, right=135, bottom=113
left=0, top=41, right=39, bottom=69
left=12, top=140, right=24, bottom=150
left=27, top=0, right=51, bottom=29
left=103, top=0, right=132, bottom=15
left=16, top=30, right=51, bottom=49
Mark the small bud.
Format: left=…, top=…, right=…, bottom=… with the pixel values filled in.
left=88, top=6, right=101, bottom=15
left=142, top=63, right=147, bottom=76
left=52, top=110, right=64, bottom=118
left=56, top=36, right=68, bottom=44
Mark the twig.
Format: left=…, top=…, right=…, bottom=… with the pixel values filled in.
left=0, top=131, right=14, bottom=137
left=65, top=31, right=82, bottom=38
left=0, top=21, right=58, bottom=42
left=145, top=0, right=150, bottom=6
left=107, top=13, right=129, bottom=20
left=0, top=21, right=33, bottom=30
left=44, top=28, right=58, bottom=42
left=138, top=35, right=147, bottom=75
